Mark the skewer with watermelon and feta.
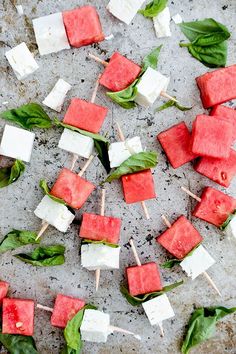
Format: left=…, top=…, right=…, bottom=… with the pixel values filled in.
left=104, top=122, right=158, bottom=219
left=37, top=293, right=141, bottom=345
left=181, top=186, right=236, bottom=239
left=79, top=188, right=121, bottom=291
left=35, top=155, right=95, bottom=240
left=157, top=214, right=221, bottom=296
left=88, top=47, right=177, bottom=109
left=121, top=239, right=183, bottom=336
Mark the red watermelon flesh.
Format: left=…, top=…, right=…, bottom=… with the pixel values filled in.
left=196, top=65, right=236, bottom=108
left=63, top=6, right=104, bottom=48
left=195, top=149, right=236, bottom=188
left=79, top=213, right=121, bottom=244
left=156, top=215, right=203, bottom=259
left=50, top=168, right=95, bottom=209
left=193, top=187, right=236, bottom=227
left=157, top=122, right=197, bottom=169
left=0, top=281, right=9, bottom=305
left=126, top=262, right=162, bottom=296
left=51, top=294, right=85, bottom=328
left=99, top=52, right=141, bottom=92
left=63, top=98, right=108, bottom=134
left=122, top=169, right=156, bottom=204
left=210, top=105, right=236, bottom=141
left=191, top=115, right=233, bottom=159
left=2, top=298, right=34, bottom=336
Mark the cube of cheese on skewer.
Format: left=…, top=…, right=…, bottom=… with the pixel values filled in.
left=180, top=245, right=215, bottom=280
left=2, top=298, right=34, bottom=336
left=135, top=67, right=170, bottom=107
left=107, top=0, right=145, bottom=25
left=0, top=281, right=9, bottom=305
left=0, top=125, right=35, bottom=162
left=108, top=137, right=143, bottom=168
left=51, top=294, right=85, bottom=328
left=50, top=168, right=95, bottom=209
left=34, top=195, right=75, bottom=232
left=153, top=7, right=171, bottom=38
left=5, top=42, right=39, bottom=80
left=80, top=309, right=110, bottom=343
left=225, top=215, right=236, bottom=239
left=63, top=6, right=104, bottom=48
left=32, top=13, right=70, bottom=55
left=58, top=129, right=94, bottom=159
left=210, top=105, right=236, bottom=142
left=63, top=98, right=108, bottom=134
left=43, top=79, right=71, bottom=112
left=81, top=244, right=120, bottom=270
left=79, top=213, right=121, bottom=244
left=192, top=187, right=236, bottom=227
left=142, top=294, right=175, bottom=326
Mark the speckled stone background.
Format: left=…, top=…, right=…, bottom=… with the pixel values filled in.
left=0, top=0, right=236, bottom=353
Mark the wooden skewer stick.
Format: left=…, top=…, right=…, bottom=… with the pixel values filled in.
left=88, top=53, right=177, bottom=102
left=129, top=238, right=164, bottom=337
left=181, top=186, right=201, bottom=202
left=36, top=304, right=53, bottom=312
left=109, top=325, right=141, bottom=340
left=116, top=122, right=150, bottom=220
left=95, top=188, right=106, bottom=292
left=161, top=214, right=222, bottom=297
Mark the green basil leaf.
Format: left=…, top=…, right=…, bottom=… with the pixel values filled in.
left=54, top=118, right=110, bottom=173
left=0, top=230, right=39, bottom=253
left=0, top=160, right=25, bottom=188
left=121, top=280, right=183, bottom=306
left=63, top=304, right=97, bottom=354
left=105, top=151, right=158, bottom=183
left=0, top=103, right=52, bottom=130
left=138, top=0, right=168, bottom=18
left=220, top=210, right=236, bottom=231
left=106, top=79, right=138, bottom=109
left=187, top=41, right=228, bottom=68
left=181, top=306, right=236, bottom=354
left=14, top=245, right=65, bottom=267
left=39, top=179, right=67, bottom=205
left=156, top=98, right=193, bottom=112
left=82, top=239, right=119, bottom=248
left=0, top=332, right=39, bottom=354
left=142, top=45, right=162, bottom=72
left=161, top=259, right=181, bottom=268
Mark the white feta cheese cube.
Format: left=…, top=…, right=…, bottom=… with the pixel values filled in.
left=0, top=124, right=35, bottom=162
left=32, top=12, right=70, bottom=56
left=153, top=7, right=171, bottom=38
left=15, top=5, right=24, bottom=16
left=225, top=215, right=236, bottom=239
left=107, top=0, right=145, bottom=25
left=108, top=137, right=143, bottom=168
left=43, top=79, right=71, bottom=112
left=81, top=244, right=120, bottom=270
left=5, top=42, right=39, bottom=80
left=58, top=129, right=94, bottom=159
left=172, top=13, right=183, bottom=24
left=180, top=245, right=215, bottom=280
left=135, top=67, right=170, bottom=107
left=34, top=195, right=75, bottom=232
left=142, top=294, right=175, bottom=326
left=80, top=309, right=110, bottom=343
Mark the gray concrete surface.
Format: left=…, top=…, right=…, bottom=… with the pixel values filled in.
left=0, top=0, right=236, bottom=353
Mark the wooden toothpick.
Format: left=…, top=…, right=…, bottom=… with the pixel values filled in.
left=181, top=186, right=201, bottom=202
left=36, top=304, right=53, bottom=312
left=95, top=188, right=106, bottom=292
left=109, top=325, right=141, bottom=340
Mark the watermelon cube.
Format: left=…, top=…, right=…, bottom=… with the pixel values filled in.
left=192, top=187, right=236, bottom=227
left=79, top=213, right=121, bottom=244
left=63, top=6, right=104, bottom=48
left=191, top=115, right=233, bottom=159
left=196, top=65, right=236, bottom=108
left=63, top=98, right=108, bottom=134
left=99, top=52, right=141, bottom=92
left=210, top=105, right=236, bottom=141
left=126, top=262, right=162, bottom=296
left=50, top=168, right=95, bottom=209
left=51, top=294, right=85, bottom=328
left=195, top=149, right=236, bottom=188
left=122, top=169, right=156, bottom=204
left=0, top=281, right=9, bottom=305
left=156, top=215, right=203, bottom=259
left=157, top=122, right=197, bottom=169
left=2, top=298, right=34, bottom=336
